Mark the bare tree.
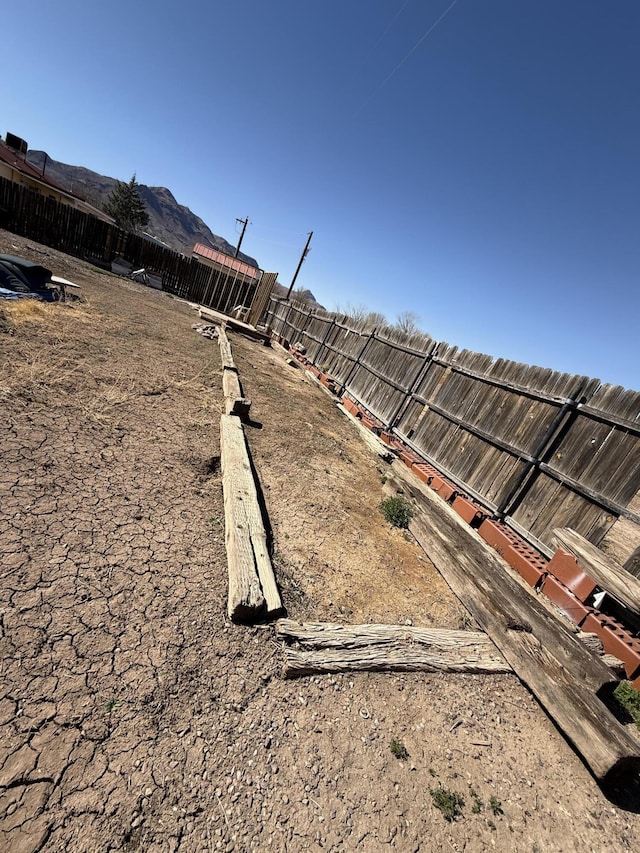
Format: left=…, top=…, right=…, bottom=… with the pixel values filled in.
left=336, top=302, right=388, bottom=330
left=395, top=310, right=420, bottom=335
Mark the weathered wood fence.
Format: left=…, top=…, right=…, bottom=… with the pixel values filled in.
left=266, top=297, right=640, bottom=562
left=0, top=176, right=260, bottom=312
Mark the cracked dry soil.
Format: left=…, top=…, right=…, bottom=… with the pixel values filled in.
left=1, top=232, right=640, bottom=853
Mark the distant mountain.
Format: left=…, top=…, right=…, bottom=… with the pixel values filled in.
left=271, top=281, right=323, bottom=308
left=26, top=150, right=258, bottom=266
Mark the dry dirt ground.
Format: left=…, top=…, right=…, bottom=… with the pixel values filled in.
left=1, top=231, right=640, bottom=853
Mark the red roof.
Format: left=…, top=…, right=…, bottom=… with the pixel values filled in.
left=193, top=242, right=258, bottom=279
left=0, top=141, right=74, bottom=196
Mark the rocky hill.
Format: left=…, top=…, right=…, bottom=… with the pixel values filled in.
left=26, top=151, right=257, bottom=265
left=271, top=281, right=323, bottom=308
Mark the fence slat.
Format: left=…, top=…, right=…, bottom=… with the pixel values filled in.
left=264, top=297, right=640, bottom=557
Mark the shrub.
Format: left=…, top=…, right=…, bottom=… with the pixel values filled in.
left=389, top=738, right=409, bottom=760
left=489, top=796, right=503, bottom=816
left=430, top=786, right=465, bottom=822
left=613, top=681, right=640, bottom=729
left=470, top=788, right=483, bottom=813
left=380, top=496, right=413, bottom=528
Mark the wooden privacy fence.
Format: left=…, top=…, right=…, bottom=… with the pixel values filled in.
left=0, top=176, right=261, bottom=313
left=266, top=297, right=640, bottom=561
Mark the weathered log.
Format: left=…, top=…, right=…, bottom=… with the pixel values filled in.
left=220, top=414, right=282, bottom=621
left=199, top=306, right=271, bottom=343
left=554, top=528, right=640, bottom=616
left=222, top=367, right=251, bottom=417
left=387, top=460, right=640, bottom=787
left=276, top=619, right=502, bottom=652
left=217, top=325, right=236, bottom=371
left=576, top=631, right=605, bottom=656
left=282, top=643, right=511, bottom=678
left=276, top=620, right=510, bottom=677
left=276, top=619, right=620, bottom=675
left=602, top=654, right=627, bottom=678
left=216, top=322, right=251, bottom=416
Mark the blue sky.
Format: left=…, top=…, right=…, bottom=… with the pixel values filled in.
left=3, top=1, right=639, bottom=389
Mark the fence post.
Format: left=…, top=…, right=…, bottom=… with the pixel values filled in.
left=280, top=301, right=294, bottom=341
left=201, top=265, right=216, bottom=307
left=264, top=296, right=275, bottom=327
left=343, top=326, right=378, bottom=396
left=288, top=303, right=313, bottom=345
left=314, top=318, right=336, bottom=367
left=300, top=306, right=314, bottom=338
left=389, top=340, right=439, bottom=431
left=492, top=380, right=590, bottom=521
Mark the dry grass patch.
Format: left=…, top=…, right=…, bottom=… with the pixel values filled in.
left=0, top=297, right=217, bottom=421
left=3, top=298, right=51, bottom=324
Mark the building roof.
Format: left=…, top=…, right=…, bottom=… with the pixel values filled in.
left=0, top=140, right=115, bottom=223
left=0, top=140, right=71, bottom=194
left=193, top=242, right=259, bottom=279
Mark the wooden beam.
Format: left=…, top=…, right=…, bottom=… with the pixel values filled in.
left=216, top=324, right=251, bottom=417
left=199, top=306, right=271, bottom=343
left=222, top=367, right=251, bottom=418
left=276, top=619, right=502, bottom=651
left=387, top=460, right=640, bottom=787
left=220, top=414, right=282, bottom=621
left=276, top=620, right=510, bottom=677
left=553, top=528, right=640, bottom=616
left=217, top=325, right=236, bottom=371
left=281, top=644, right=511, bottom=678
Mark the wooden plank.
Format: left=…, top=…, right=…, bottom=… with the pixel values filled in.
left=599, top=489, right=640, bottom=564
left=220, top=414, right=282, bottom=621
left=275, top=620, right=614, bottom=678
left=213, top=321, right=251, bottom=416
left=276, top=620, right=510, bottom=676
left=277, top=618, right=616, bottom=658
left=429, top=352, right=585, bottom=405
left=276, top=619, right=504, bottom=652
left=222, top=368, right=251, bottom=417
left=281, top=642, right=510, bottom=678
left=200, top=306, right=270, bottom=343
left=247, top=271, right=277, bottom=327
left=217, top=325, right=236, bottom=370
left=387, top=460, right=640, bottom=786
left=553, top=528, right=640, bottom=616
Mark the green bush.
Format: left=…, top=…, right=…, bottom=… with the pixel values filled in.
left=613, top=681, right=640, bottom=729
left=489, top=796, right=503, bottom=816
left=430, top=786, right=465, bottom=822
left=389, top=738, right=409, bottom=760
left=380, top=496, right=413, bottom=528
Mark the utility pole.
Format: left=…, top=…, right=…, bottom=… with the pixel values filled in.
left=286, top=231, right=313, bottom=300
left=234, top=217, right=249, bottom=258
